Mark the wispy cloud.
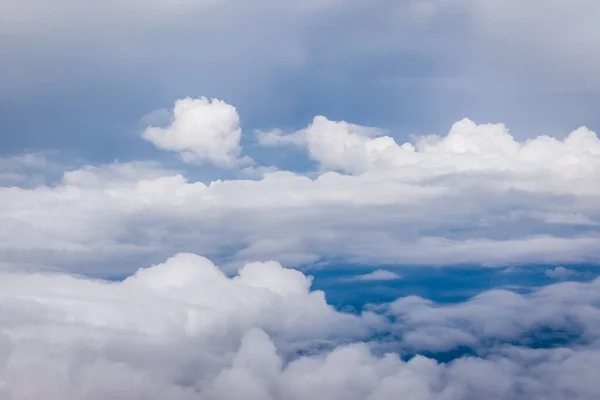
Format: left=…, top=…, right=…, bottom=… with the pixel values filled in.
left=545, top=266, right=581, bottom=280
left=347, top=269, right=402, bottom=281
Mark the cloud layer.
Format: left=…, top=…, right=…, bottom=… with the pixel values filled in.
left=1, top=253, right=600, bottom=399
left=1, top=100, right=600, bottom=274
left=2, top=96, right=600, bottom=397
left=2, top=1, right=600, bottom=397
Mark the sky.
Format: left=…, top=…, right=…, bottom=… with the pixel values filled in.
left=2, top=1, right=600, bottom=399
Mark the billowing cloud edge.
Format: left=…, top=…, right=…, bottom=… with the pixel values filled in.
left=1, top=253, right=600, bottom=399
left=2, top=97, right=600, bottom=273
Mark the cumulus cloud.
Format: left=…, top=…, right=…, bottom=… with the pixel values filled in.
left=0, top=253, right=375, bottom=346
left=3, top=0, right=600, bottom=169
left=545, top=266, right=581, bottom=280
left=258, top=116, right=393, bottom=174
left=1, top=254, right=600, bottom=399
left=3, top=1, right=600, bottom=396
left=143, top=97, right=252, bottom=168
left=261, top=116, right=600, bottom=179
left=2, top=109, right=600, bottom=274
left=348, top=270, right=401, bottom=282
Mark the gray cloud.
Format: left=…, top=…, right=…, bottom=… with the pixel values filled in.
left=545, top=266, right=581, bottom=280
left=2, top=0, right=600, bottom=161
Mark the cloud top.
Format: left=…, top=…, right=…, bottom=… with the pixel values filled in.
left=1, top=254, right=600, bottom=399
left=3, top=103, right=600, bottom=273
left=143, top=97, right=251, bottom=168
left=260, top=116, right=600, bottom=179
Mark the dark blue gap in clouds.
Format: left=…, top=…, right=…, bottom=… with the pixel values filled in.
left=307, top=264, right=600, bottom=311
left=382, top=328, right=585, bottom=364
left=316, top=264, right=594, bottom=364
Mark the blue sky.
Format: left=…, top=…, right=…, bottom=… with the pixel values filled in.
left=2, top=1, right=600, bottom=399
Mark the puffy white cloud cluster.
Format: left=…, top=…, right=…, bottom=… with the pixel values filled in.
left=1, top=254, right=600, bottom=399
left=261, top=116, right=600, bottom=181
left=0, top=254, right=377, bottom=399
left=2, top=105, right=600, bottom=274
left=143, top=97, right=251, bottom=168
left=0, top=253, right=374, bottom=349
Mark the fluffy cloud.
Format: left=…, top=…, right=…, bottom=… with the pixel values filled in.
left=259, top=116, right=393, bottom=174
left=143, top=97, right=251, bottom=168
left=0, top=253, right=375, bottom=348
left=1, top=254, right=600, bottom=399
left=2, top=110, right=600, bottom=274
left=261, top=116, right=600, bottom=179
left=3, top=0, right=600, bottom=175
left=3, top=1, right=600, bottom=396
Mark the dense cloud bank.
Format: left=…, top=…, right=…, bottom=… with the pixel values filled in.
left=2, top=98, right=600, bottom=274
left=0, top=253, right=599, bottom=399
left=2, top=97, right=600, bottom=396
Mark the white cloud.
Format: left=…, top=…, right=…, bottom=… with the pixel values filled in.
left=2, top=0, right=600, bottom=152
left=2, top=111, right=600, bottom=274
left=259, top=116, right=393, bottom=174
left=2, top=1, right=600, bottom=396
left=143, top=97, right=252, bottom=168
left=545, top=266, right=581, bottom=280
left=262, top=116, right=600, bottom=180
left=348, top=270, right=401, bottom=282
left=1, top=254, right=600, bottom=399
